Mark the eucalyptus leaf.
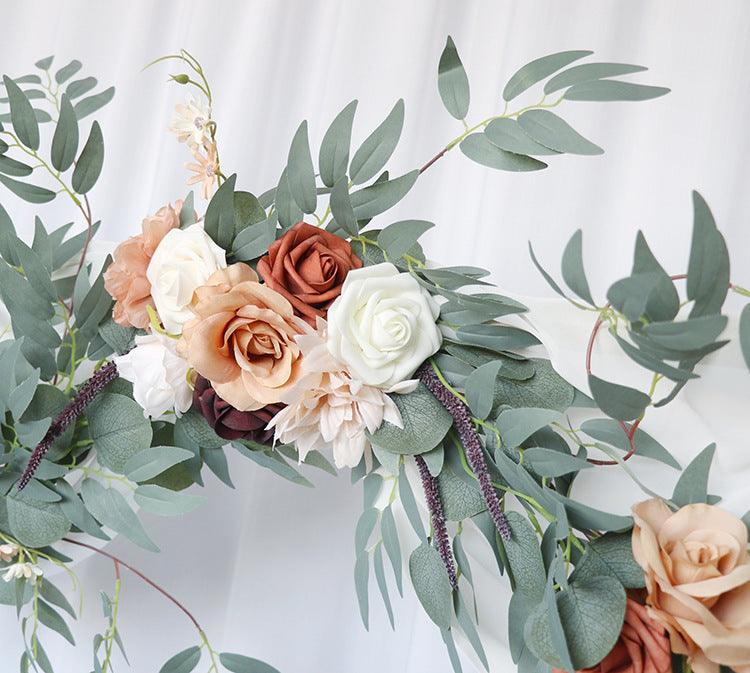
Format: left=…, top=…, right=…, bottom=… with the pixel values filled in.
left=7, top=494, right=71, bottom=548
left=350, top=170, right=419, bottom=220
left=459, top=134, right=547, bottom=172
left=398, top=460, right=426, bottom=542
left=456, top=323, right=540, bottom=351
left=502, top=511, right=545, bottom=600
left=484, top=118, right=560, bottom=156
left=518, top=110, right=603, bottom=155
left=571, top=533, right=646, bottom=589
left=66, top=76, right=97, bottom=99
left=329, top=175, right=358, bottom=236
left=203, top=174, right=236, bottom=249
left=0, top=155, right=32, bottom=177
left=381, top=505, right=403, bottom=595
left=564, top=80, right=670, bottom=101
left=672, top=443, right=716, bottom=506
left=231, top=217, right=277, bottom=262
left=124, top=446, right=194, bottom=483
left=54, top=60, right=82, bottom=84
left=73, top=86, right=115, bottom=119
left=438, top=36, right=470, bottom=120
left=0, top=174, right=56, bottom=203
left=409, top=543, right=453, bottom=629
left=159, top=646, right=201, bottom=673
left=37, top=600, right=75, bottom=644
left=286, top=120, right=317, bottom=213
left=274, top=168, right=302, bottom=229
left=3, top=75, right=39, bottom=150
left=503, top=50, right=592, bottom=101
left=580, top=418, right=680, bottom=469
left=354, top=551, right=369, bottom=629
left=524, top=448, right=593, bottom=477
left=588, top=374, right=650, bottom=422
left=71, top=121, right=104, bottom=194
left=219, top=653, right=281, bottom=673
left=350, top=99, right=404, bottom=185
left=377, top=220, right=433, bottom=261
left=51, top=93, right=79, bottom=172
left=544, top=62, right=648, bottom=94
left=318, top=99, right=357, bottom=187
left=373, top=544, right=395, bottom=628
left=496, top=408, right=563, bottom=448
left=741, top=304, right=750, bottom=372
left=134, top=484, right=204, bottom=517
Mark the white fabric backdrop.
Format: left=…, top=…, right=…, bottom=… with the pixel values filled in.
left=3, top=1, right=750, bottom=671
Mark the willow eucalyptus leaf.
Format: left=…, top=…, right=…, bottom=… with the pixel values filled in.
left=159, top=646, right=201, bottom=673
left=318, top=99, right=357, bottom=188
left=580, top=418, right=679, bottom=469
left=3, top=75, right=39, bottom=150
left=66, top=76, right=97, bottom=99
left=286, top=120, right=317, bottom=214
left=203, top=173, right=236, bottom=248
left=350, top=169, right=419, bottom=220
left=354, top=551, right=370, bottom=629
left=564, top=80, right=670, bottom=101
left=134, top=484, right=204, bottom=517
left=54, top=59, right=82, bottom=84
left=524, top=448, right=593, bottom=477
left=631, top=231, right=679, bottom=321
left=588, top=374, right=650, bottom=422
left=0, top=155, right=32, bottom=177
left=219, top=653, right=281, bottom=673
left=561, top=229, right=595, bottom=305
left=0, top=174, right=56, bottom=203
left=438, top=36, right=470, bottom=120
left=518, top=110, right=603, bottom=155
left=460, top=133, right=547, bottom=171
left=503, top=50, right=593, bottom=101
left=484, top=118, right=560, bottom=156
left=71, top=121, right=104, bottom=194
left=544, top=62, right=648, bottom=94
left=329, top=175, right=358, bottom=236
left=73, top=86, right=115, bottom=119
left=496, top=407, right=563, bottom=448
left=741, top=304, right=750, bottom=372
left=571, top=533, right=645, bottom=589
left=377, top=220, right=433, bottom=261
left=350, top=99, right=404, bottom=185
left=409, top=543, right=453, bottom=629
left=380, top=505, right=403, bottom=595
left=672, top=443, right=716, bottom=506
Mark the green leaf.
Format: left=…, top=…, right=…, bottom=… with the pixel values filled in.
left=203, top=173, right=236, bottom=248
left=524, top=448, right=593, bottom=477
left=6, top=494, right=71, bottom=547
left=612, top=332, right=697, bottom=383
left=544, top=62, right=648, bottom=94
left=286, top=120, right=316, bottom=213
left=233, top=190, right=266, bottom=236
left=53, top=479, right=110, bottom=540
left=38, top=599, right=75, bottom=644
left=80, top=479, right=159, bottom=552
left=175, top=408, right=224, bottom=449
left=318, top=99, right=357, bottom=188
left=54, top=60, right=82, bottom=84
left=518, top=109, right=602, bottom=155
left=124, top=446, right=194, bottom=482
left=377, top=220, right=433, bottom=261
left=373, top=544, right=395, bottom=628
left=39, top=578, right=76, bottom=618
left=35, top=56, right=54, bottom=70
left=231, top=217, right=276, bottom=262
left=380, top=505, right=403, bottom=594
left=369, top=382, right=452, bottom=455
left=465, top=360, right=502, bottom=419
left=87, top=392, right=152, bottom=473
left=552, top=492, right=633, bottom=532
left=329, top=175, right=358, bottom=236
left=686, top=192, right=730, bottom=317
left=642, top=315, right=727, bottom=351
left=495, top=407, right=563, bottom=448
left=564, top=80, right=670, bottom=101
left=233, top=443, right=313, bottom=488
left=409, top=543, right=453, bottom=629
left=66, top=76, right=97, bottom=99
left=580, top=418, right=680, bottom=468
left=355, top=507, right=378, bottom=554
left=274, top=168, right=302, bottom=229
left=454, top=591, right=488, bottom=671
left=219, top=653, right=281, bottom=673
left=3, top=75, right=40, bottom=150
left=560, top=229, right=595, bottom=305
left=607, top=272, right=662, bottom=322
left=529, top=241, right=567, bottom=298
left=437, top=466, right=486, bottom=521
left=631, top=231, right=679, bottom=321
left=455, top=324, right=540, bottom=351
left=134, top=484, right=204, bottom=516
left=159, top=646, right=201, bottom=673
left=438, top=36, right=470, bottom=120
left=741, top=304, right=750, bottom=372
left=588, top=374, right=650, bottom=422
left=0, top=155, right=32, bottom=177
left=495, top=358, right=574, bottom=412
left=354, top=551, right=370, bottom=629
left=71, top=121, right=104, bottom=194
left=73, top=86, right=115, bottom=119
left=484, top=118, right=559, bottom=156
left=572, top=533, right=646, bottom=589
left=350, top=169, right=419, bottom=220
left=398, top=460, right=426, bottom=542
left=672, top=443, right=716, bottom=506
left=50, top=93, right=79, bottom=172
left=524, top=575, right=626, bottom=671
left=350, top=99, right=404, bottom=185
left=459, top=133, right=547, bottom=171
left=0, top=174, right=55, bottom=203
left=503, top=50, right=593, bottom=101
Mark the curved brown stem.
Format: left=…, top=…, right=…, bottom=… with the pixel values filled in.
left=62, top=538, right=203, bottom=633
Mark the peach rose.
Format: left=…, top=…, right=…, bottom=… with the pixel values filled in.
left=103, top=201, right=183, bottom=329
left=632, top=498, right=750, bottom=673
left=553, top=598, right=671, bottom=673
left=181, top=263, right=304, bottom=411
left=256, top=221, right=362, bottom=326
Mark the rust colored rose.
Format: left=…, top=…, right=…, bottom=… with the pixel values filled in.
left=103, top=201, right=183, bottom=329
left=193, top=375, right=281, bottom=443
left=181, top=263, right=304, bottom=411
left=632, top=498, right=750, bottom=673
left=553, top=598, right=671, bottom=673
left=256, top=221, right=362, bottom=326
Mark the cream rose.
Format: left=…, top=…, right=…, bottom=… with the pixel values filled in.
left=115, top=333, right=193, bottom=419
left=632, top=498, right=750, bottom=673
left=146, top=223, right=227, bottom=333
left=326, top=263, right=442, bottom=390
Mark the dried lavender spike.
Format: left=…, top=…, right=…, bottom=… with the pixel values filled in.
left=417, top=363, right=511, bottom=541
left=17, top=361, right=119, bottom=491
left=414, top=454, right=458, bottom=589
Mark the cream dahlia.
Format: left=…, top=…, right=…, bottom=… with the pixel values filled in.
left=267, top=318, right=403, bottom=469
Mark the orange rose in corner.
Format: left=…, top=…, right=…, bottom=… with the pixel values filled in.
left=257, top=221, right=363, bottom=326
left=553, top=598, right=671, bottom=673
left=103, top=201, right=183, bottom=329
left=181, top=263, right=304, bottom=411
left=631, top=498, right=750, bottom=673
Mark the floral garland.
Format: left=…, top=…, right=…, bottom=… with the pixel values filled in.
left=0, top=41, right=747, bottom=673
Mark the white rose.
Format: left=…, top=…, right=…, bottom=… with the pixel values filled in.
left=146, top=223, right=226, bottom=333
left=326, top=263, right=442, bottom=390
left=115, top=333, right=193, bottom=419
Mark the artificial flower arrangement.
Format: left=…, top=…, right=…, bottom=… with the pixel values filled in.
left=0, top=40, right=747, bottom=673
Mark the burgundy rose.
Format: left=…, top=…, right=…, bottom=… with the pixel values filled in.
left=193, top=375, right=282, bottom=443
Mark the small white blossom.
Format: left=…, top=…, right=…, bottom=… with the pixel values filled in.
left=169, top=97, right=212, bottom=147
left=3, top=562, right=42, bottom=583
left=0, top=543, right=19, bottom=562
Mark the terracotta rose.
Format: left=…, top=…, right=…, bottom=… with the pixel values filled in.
left=553, top=598, right=671, bottom=673
left=632, top=498, right=750, bottom=673
left=256, top=221, right=362, bottom=326
left=103, top=201, right=183, bottom=329
left=180, top=263, right=304, bottom=411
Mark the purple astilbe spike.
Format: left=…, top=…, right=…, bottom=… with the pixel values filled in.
left=414, top=454, right=457, bottom=589
left=17, top=361, right=119, bottom=490
left=417, top=363, right=511, bottom=541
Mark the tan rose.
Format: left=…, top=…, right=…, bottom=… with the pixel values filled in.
left=103, top=201, right=183, bottom=329
left=181, top=263, right=304, bottom=411
left=632, top=498, right=750, bottom=673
